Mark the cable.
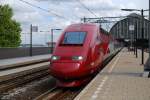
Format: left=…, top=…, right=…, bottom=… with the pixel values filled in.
left=35, top=0, right=80, bottom=19
left=18, top=0, right=67, bottom=20
left=76, top=0, right=98, bottom=17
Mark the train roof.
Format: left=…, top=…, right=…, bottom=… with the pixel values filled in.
left=65, top=23, right=110, bottom=35
left=69, top=23, right=98, bottom=27
left=65, top=23, right=99, bottom=32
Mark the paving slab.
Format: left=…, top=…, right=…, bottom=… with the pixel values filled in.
left=75, top=48, right=150, bottom=100
left=0, top=62, right=50, bottom=82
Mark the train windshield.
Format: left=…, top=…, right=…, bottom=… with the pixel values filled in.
left=61, top=32, right=86, bottom=45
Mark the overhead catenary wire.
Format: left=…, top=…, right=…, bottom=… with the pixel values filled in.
left=18, top=0, right=68, bottom=20
left=35, top=0, right=80, bottom=20
left=75, top=0, right=98, bottom=17
left=75, top=0, right=125, bottom=30
left=75, top=0, right=115, bottom=30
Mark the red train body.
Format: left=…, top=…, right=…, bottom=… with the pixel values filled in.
left=49, top=23, right=113, bottom=87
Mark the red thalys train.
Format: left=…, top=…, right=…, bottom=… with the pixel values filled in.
left=49, top=23, right=117, bottom=87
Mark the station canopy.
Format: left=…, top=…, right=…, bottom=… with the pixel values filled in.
left=110, top=13, right=150, bottom=40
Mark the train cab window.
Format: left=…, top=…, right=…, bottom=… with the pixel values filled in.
left=61, top=32, right=86, bottom=45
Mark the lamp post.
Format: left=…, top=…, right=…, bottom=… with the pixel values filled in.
left=135, top=19, right=138, bottom=58
left=141, top=9, right=144, bottom=65
left=121, top=9, right=149, bottom=64
left=51, top=29, right=62, bottom=53
left=30, top=24, right=33, bottom=56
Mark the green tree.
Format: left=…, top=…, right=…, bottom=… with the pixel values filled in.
left=0, top=5, right=21, bottom=47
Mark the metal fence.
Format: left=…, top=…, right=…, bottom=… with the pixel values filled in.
left=0, top=32, right=53, bottom=59
left=0, top=24, right=62, bottom=59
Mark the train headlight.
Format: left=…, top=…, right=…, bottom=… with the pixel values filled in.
left=72, top=56, right=83, bottom=61
left=51, top=56, right=60, bottom=61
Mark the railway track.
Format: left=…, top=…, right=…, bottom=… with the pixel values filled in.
left=0, top=60, right=50, bottom=94
left=0, top=69, right=49, bottom=93
left=34, top=87, right=83, bottom=100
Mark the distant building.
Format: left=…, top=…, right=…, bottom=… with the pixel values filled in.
left=110, top=13, right=150, bottom=48
left=110, top=13, right=150, bottom=40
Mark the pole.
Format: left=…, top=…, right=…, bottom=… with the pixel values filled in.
left=136, top=19, right=138, bottom=58
left=134, top=25, right=136, bottom=55
left=134, top=32, right=136, bottom=55
left=141, top=9, right=144, bottom=64
left=149, top=0, right=150, bottom=57
left=51, top=29, right=53, bottom=53
left=30, top=24, right=33, bottom=56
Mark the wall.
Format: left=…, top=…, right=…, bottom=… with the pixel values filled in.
left=0, top=47, right=52, bottom=59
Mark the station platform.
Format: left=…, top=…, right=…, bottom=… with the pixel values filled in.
left=75, top=48, right=150, bottom=100
left=0, top=54, right=51, bottom=70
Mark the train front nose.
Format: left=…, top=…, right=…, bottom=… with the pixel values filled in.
left=49, top=62, right=82, bottom=79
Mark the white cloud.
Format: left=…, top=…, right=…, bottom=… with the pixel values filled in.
left=1, top=0, right=149, bottom=44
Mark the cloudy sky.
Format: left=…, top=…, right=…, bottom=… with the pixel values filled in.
left=0, top=0, right=149, bottom=45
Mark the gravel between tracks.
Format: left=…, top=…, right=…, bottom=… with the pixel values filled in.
left=1, top=76, right=56, bottom=100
